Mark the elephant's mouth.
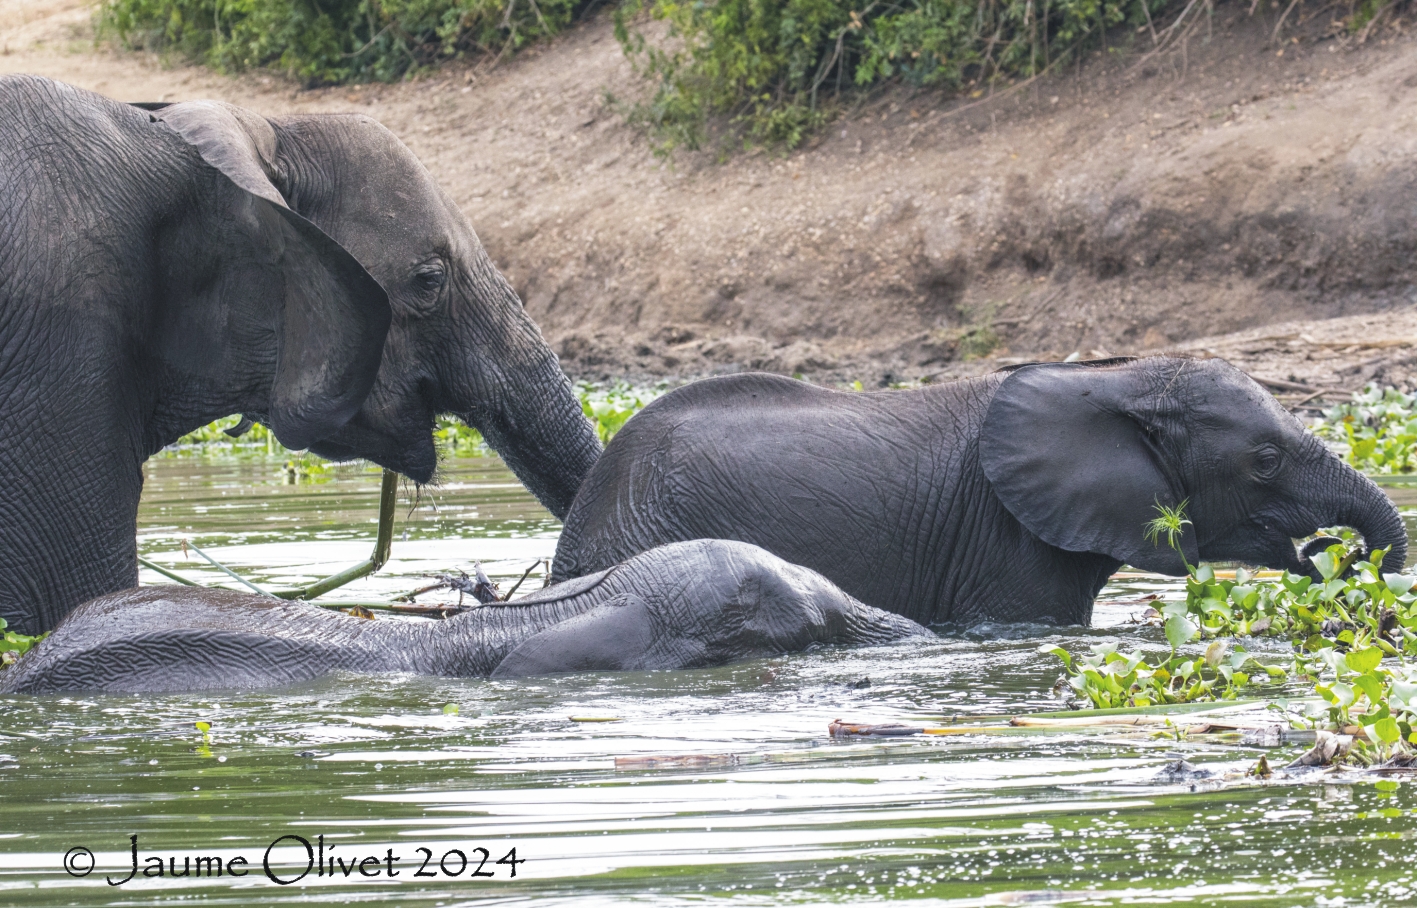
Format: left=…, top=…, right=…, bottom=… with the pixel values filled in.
left=307, top=397, right=440, bottom=484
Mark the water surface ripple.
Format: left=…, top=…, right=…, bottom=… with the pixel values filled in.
left=2, top=456, right=1415, bottom=906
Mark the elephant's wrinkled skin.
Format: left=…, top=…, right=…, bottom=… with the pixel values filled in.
left=0, top=540, right=929, bottom=694
left=553, top=357, right=1407, bottom=627
left=0, top=76, right=599, bottom=635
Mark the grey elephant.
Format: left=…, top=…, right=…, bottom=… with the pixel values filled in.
left=551, top=357, right=1408, bottom=627
left=0, top=540, right=929, bottom=694
left=0, top=75, right=599, bottom=635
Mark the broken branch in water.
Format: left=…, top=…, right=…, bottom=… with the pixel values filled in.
left=185, top=542, right=274, bottom=597
left=274, top=468, right=399, bottom=600
left=139, top=469, right=402, bottom=602
left=310, top=599, right=474, bottom=617
left=136, top=557, right=200, bottom=587
left=390, top=565, right=500, bottom=606
left=501, top=560, right=543, bottom=601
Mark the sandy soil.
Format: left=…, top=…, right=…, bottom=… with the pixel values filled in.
left=3, top=0, right=1415, bottom=399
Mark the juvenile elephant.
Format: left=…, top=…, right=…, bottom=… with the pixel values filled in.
left=0, top=76, right=599, bottom=635
left=0, top=540, right=929, bottom=694
left=552, top=357, right=1408, bottom=627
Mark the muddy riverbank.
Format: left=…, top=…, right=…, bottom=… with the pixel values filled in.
left=3, top=0, right=1415, bottom=387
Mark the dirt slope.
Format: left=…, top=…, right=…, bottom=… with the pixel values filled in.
left=3, top=0, right=1415, bottom=394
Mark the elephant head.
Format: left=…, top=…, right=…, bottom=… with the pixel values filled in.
left=150, top=105, right=600, bottom=517
left=0, top=77, right=395, bottom=634
left=980, top=356, right=1407, bottom=578
left=0, top=76, right=598, bottom=635
left=135, top=100, right=394, bottom=451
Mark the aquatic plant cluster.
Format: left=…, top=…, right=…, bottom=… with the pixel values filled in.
left=1311, top=385, right=1417, bottom=475
left=1043, top=541, right=1417, bottom=761
left=173, top=381, right=1417, bottom=472
left=0, top=617, right=43, bottom=668
left=170, top=381, right=667, bottom=456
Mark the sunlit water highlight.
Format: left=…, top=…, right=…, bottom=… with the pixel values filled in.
left=2, top=456, right=1416, bottom=906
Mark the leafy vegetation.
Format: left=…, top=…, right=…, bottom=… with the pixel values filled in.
left=169, top=381, right=669, bottom=462
left=98, top=0, right=586, bottom=84
left=1044, top=507, right=1417, bottom=762
left=0, top=617, right=45, bottom=670
left=577, top=380, right=668, bottom=444
left=613, top=0, right=1171, bottom=153
left=1312, top=385, right=1417, bottom=475
left=96, top=0, right=1408, bottom=152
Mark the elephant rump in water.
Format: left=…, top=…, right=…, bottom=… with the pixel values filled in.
left=0, top=540, right=930, bottom=694
left=0, top=75, right=600, bottom=636
left=551, top=356, right=1408, bottom=627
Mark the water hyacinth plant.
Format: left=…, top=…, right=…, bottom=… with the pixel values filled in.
left=1311, top=385, right=1417, bottom=475
left=169, top=382, right=671, bottom=459
left=1043, top=508, right=1417, bottom=759
left=576, top=380, right=667, bottom=445
left=0, top=617, right=44, bottom=669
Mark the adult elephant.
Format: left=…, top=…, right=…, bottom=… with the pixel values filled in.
left=0, top=75, right=599, bottom=635
left=551, top=357, right=1408, bottom=627
left=0, top=540, right=928, bottom=693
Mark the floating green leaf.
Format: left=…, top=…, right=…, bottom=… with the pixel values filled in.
left=1165, top=614, right=1197, bottom=651
left=1346, top=648, right=1384, bottom=674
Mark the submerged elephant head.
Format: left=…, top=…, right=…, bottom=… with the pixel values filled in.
left=980, top=356, right=1407, bottom=578
left=148, top=103, right=600, bottom=516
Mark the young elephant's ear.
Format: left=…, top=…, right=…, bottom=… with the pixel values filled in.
left=149, top=101, right=391, bottom=451
left=978, top=361, right=1198, bottom=575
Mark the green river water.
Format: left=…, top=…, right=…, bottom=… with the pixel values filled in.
left=2, top=454, right=1416, bottom=906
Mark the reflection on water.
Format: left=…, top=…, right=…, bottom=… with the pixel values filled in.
left=136, top=456, right=562, bottom=600
left=1, top=454, right=1415, bottom=906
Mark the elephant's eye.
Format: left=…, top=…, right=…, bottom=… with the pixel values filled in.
left=413, top=265, right=445, bottom=294
left=1253, top=447, right=1282, bottom=480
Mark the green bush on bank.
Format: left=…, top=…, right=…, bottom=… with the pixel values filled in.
left=98, top=0, right=583, bottom=84
left=614, top=0, right=1168, bottom=152
left=99, top=0, right=1403, bottom=148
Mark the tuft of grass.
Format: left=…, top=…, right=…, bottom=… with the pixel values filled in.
left=1143, top=500, right=1191, bottom=556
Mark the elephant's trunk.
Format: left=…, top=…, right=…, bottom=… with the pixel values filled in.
left=468, top=356, right=601, bottom=520
left=1299, top=466, right=1408, bottom=575
left=449, top=266, right=601, bottom=520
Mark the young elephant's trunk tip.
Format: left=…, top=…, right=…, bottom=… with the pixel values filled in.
left=1299, top=471, right=1409, bottom=577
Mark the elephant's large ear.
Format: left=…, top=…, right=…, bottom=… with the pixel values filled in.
left=979, top=361, right=1198, bottom=575
left=148, top=101, right=391, bottom=451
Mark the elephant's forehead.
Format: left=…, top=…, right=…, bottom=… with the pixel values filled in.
left=1167, top=360, right=1296, bottom=431
left=277, top=115, right=459, bottom=250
